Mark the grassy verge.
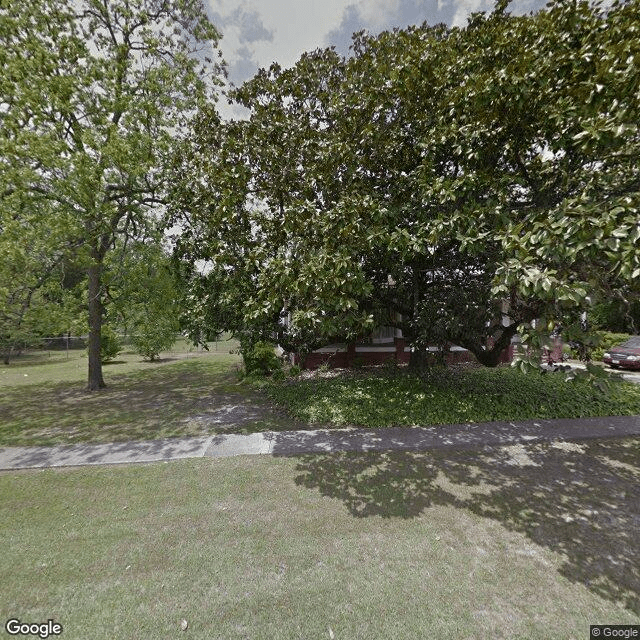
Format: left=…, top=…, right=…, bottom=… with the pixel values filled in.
left=0, top=337, right=239, bottom=388
left=0, top=351, right=300, bottom=447
left=4, top=352, right=640, bottom=448
left=264, top=365, right=640, bottom=427
left=1, top=445, right=638, bottom=640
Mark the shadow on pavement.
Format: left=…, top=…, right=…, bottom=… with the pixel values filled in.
left=286, top=436, right=640, bottom=616
left=268, top=416, right=640, bottom=456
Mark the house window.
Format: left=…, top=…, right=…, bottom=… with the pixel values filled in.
left=371, top=325, right=396, bottom=343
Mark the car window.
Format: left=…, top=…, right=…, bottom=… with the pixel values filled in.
left=621, top=337, right=640, bottom=348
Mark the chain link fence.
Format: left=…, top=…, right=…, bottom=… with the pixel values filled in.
left=3, top=333, right=238, bottom=361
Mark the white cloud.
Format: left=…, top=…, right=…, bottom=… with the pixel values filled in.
left=208, top=0, right=550, bottom=98
left=450, top=0, right=491, bottom=26
left=209, top=0, right=353, bottom=81
left=357, top=0, right=401, bottom=28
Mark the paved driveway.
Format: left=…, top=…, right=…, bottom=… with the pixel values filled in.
left=564, top=359, right=640, bottom=384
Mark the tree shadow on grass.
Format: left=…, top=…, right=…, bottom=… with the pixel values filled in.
left=0, top=361, right=303, bottom=445
left=290, top=437, right=640, bottom=615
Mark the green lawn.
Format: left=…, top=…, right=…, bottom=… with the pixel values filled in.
left=1, top=444, right=638, bottom=639
left=0, top=346, right=302, bottom=447
left=2, top=354, right=639, bottom=637
left=265, top=365, right=640, bottom=427
left=3, top=352, right=640, bottom=447
left=0, top=338, right=236, bottom=388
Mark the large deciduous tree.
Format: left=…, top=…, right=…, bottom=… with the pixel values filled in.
left=174, top=0, right=639, bottom=373
left=0, top=192, right=79, bottom=363
left=1, top=0, right=224, bottom=388
left=107, top=240, right=181, bottom=360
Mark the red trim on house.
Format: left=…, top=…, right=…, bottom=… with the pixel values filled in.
left=298, top=337, right=518, bottom=369
left=296, top=337, right=568, bottom=370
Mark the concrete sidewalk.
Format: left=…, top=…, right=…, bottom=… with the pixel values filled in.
left=1, top=415, right=639, bottom=470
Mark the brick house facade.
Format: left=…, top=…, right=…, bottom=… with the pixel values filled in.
left=296, top=330, right=563, bottom=370
left=297, top=336, right=516, bottom=369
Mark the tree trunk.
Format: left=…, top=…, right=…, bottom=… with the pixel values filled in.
left=408, top=347, right=428, bottom=374
left=468, top=324, right=519, bottom=368
left=87, top=260, right=106, bottom=390
left=473, top=349, right=503, bottom=367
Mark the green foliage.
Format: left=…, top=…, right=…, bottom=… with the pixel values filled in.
left=175, top=0, right=640, bottom=376
left=242, top=341, right=282, bottom=376
left=591, top=332, right=631, bottom=361
left=131, top=321, right=177, bottom=362
left=270, top=368, right=287, bottom=381
left=264, top=368, right=640, bottom=428
left=110, top=242, right=181, bottom=361
left=1, top=0, right=224, bottom=388
left=589, top=300, right=640, bottom=334
left=100, top=326, right=121, bottom=363
left=559, top=328, right=631, bottom=363
left=288, top=365, right=302, bottom=377
left=0, top=200, right=82, bottom=363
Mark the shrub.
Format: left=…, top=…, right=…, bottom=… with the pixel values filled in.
left=317, top=360, right=332, bottom=373
left=288, top=364, right=302, bottom=377
left=100, top=326, right=121, bottom=363
left=383, top=358, right=399, bottom=374
left=131, top=318, right=177, bottom=361
left=271, top=368, right=286, bottom=381
left=242, top=341, right=282, bottom=376
left=592, top=331, right=631, bottom=361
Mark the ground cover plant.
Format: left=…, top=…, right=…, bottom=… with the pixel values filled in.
left=264, top=365, right=640, bottom=428
left=3, top=346, right=640, bottom=447
left=1, top=444, right=638, bottom=640
left=0, top=343, right=302, bottom=447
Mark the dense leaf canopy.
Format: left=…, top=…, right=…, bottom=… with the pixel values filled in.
left=1, top=0, right=224, bottom=387
left=173, top=0, right=639, bottom=372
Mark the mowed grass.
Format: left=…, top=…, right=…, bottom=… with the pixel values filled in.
left=0, top=344, right=301, bottom=447
left=3, top=351, right=640, bottom=447
left=265, top=366, right=640, bottom=427
left=0, top=338, right=234, bottom=388
left=1, top=443, right=638, bottom=640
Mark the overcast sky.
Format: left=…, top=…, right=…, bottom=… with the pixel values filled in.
left=208, top=0, right=548, bottom=93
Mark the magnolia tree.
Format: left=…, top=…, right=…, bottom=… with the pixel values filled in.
left=1, top=0, right=224, bottom=389
left=173, top=0, right=639, bottom=378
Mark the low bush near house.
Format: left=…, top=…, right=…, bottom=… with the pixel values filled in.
left=242, top=341, right=282, bottom=376
left=288, top=365, right=302, bottom=377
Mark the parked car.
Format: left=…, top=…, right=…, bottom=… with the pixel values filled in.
left=602, top=336, right=640, bottom=370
